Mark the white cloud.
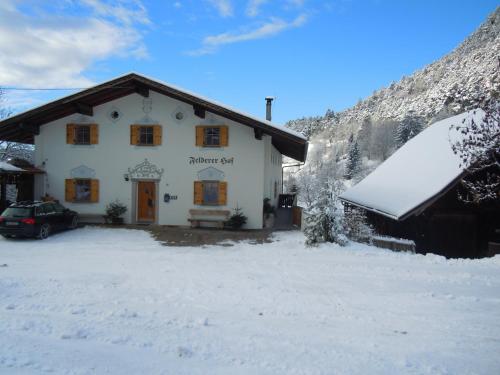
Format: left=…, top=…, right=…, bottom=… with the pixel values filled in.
left=81, top=0, right=151, bottom=25
left=0, top=0, right=149, bottom=88
left=187, top=13, right=308, bottom=56
left=207, top=0, right=233, bottom=18
left=246, top=0, right=268, bottom=17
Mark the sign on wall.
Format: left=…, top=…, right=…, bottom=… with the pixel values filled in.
left=188, top=156, right=234, bottom=165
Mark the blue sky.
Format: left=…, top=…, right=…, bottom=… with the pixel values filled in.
left=0, top=0, right=497, bottom=124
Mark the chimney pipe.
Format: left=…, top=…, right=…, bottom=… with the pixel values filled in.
left=265, top=97, right=274, bottom=121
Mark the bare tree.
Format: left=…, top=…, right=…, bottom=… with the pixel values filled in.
left=0, top=89, right=34, bottom=162
left=451, top=100, right=500, bottom=204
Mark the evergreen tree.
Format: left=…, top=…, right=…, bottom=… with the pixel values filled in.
left=304, top=178, right=347, bottom=247
left=395, top=114, right=424, bottom=148
left=343, top=207, right=373, bottom=243
left=344, top=135, right=361, bottom=180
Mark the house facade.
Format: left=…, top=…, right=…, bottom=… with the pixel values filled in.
left=0, top=73, right=308, bottom=229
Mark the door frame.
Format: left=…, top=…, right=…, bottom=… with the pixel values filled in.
left=131, top=179, right=159, bottom=224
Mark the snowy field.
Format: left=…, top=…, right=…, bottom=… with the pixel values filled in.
left=1, top=228, right=499, bottom=375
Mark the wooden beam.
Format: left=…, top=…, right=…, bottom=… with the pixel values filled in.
left=19, top=123, right=40, bottom=136
left=254, top=128, right=263, bottom=140
left=75, top=103, right=93, bottom=116
left=193, top=104, right=206, bottom=119
left=135, top=85, right=150, bottom=98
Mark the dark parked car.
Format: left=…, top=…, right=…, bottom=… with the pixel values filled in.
left=0, top=201, right=79, bottom=239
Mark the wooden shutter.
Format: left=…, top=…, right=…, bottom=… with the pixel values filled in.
left=130, top=125, right=139, bottom=145
left=220, top=126, right=228, bottom=147
left=218, top=181, right=227, bottom=205
left=90, top=124, right=99, bottom=144
left=66, top=124, right=75, bottom=144
left=65, top=179, right=75, bottom=202
left=153, top=125, right=162, bottom=146
left=90, top=179, right=99, bottom=203
left=194, top=181, right=203, bottom=205
left=195, top=126, right=204, bottom=146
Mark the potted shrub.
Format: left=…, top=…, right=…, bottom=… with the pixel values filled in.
left=225, top=206, right=247, bottom=230
left=105, top=200, right=127, bottom=225
left=263, top=198, right=275, bottom=229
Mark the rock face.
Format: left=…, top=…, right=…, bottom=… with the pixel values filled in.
left=286, top=8, right=500, bottom=142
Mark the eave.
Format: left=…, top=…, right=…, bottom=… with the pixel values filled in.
left=0, top=73, right=308, bottom=162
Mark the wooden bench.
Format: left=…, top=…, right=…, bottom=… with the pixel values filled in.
left=188, top=209, right=230, bottom=229
left=79, top=213, right=107, bottom=224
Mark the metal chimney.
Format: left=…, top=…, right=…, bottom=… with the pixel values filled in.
left=265, top=97, right=274, bottom=121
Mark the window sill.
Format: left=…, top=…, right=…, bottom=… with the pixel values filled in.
left=70, top=144, right=95, bottom=148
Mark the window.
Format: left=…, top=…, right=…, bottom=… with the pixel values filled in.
left=75, top=125, right=90, bottom=145
left=53, top=203, right=66, bottom=213
left=1, top=207, right=33, bottom=218
left=66, top=124, right=98, bottom=145
left=195, top=126, right=228, bottom=147
left=130, top=125, right=162, bottom=146
left=204, top=127, right=220, bottom=146
left=194, top=181, right=227, bottom=205
left=65, top=179, right=99, bottom=203
left=203, top=181, right=219, bottom=205
left=75, top=179, right=91, bottom=202
left=139, top=126, right=154, bottom=145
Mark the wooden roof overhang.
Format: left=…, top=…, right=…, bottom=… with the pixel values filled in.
left=0, top=167, right=45, bottom=175
left=0, top=73, right=308, bottom=162
left=340, top=172, right=468, bottom=222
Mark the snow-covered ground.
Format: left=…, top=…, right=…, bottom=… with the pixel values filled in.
left=1, top=227, right=499, bottom=375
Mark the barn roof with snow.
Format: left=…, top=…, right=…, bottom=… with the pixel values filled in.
left=340, top=110, right=483, bottom=221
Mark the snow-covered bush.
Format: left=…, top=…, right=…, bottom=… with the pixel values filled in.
left=343, top=207, right=373, bottom=244
left=105, top=200, right=127, bottom=224
left=303, top=178, right=347, bottom=247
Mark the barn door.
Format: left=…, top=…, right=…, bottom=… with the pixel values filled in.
left=137, top=181, right=156, bottom=222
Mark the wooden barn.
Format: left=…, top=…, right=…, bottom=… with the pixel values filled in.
left=340, top=111, right=500, bottom=259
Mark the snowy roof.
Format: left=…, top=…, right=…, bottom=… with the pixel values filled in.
left=0, top=72, right=308, bottom=161
left=340, top=110, right=483, bottom=220
left=0, top=161, right=24, bottom=172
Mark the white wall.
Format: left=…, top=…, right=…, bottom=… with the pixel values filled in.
left=263, top=138, right=283, bottom=208
left=34, top=91, right=268, bottom=229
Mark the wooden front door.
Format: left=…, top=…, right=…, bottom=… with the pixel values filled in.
left=137, top=181, right=156, bottom=222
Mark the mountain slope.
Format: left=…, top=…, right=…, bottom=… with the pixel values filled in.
left=286, top=8, right=499, bottom=143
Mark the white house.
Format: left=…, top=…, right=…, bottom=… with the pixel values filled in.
left=0, top=73, right=308, bottom=229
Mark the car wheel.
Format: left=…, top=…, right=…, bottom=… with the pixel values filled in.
left=38, top=224, right=50, bottom=240
left=69, top=215, right=79, bottom=229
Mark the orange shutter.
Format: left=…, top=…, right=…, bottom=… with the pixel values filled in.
left=90, top=179, right=99, bottom=203
left=218, top=181, right=227, bottom=205
left=66, top=124, right=75, bottom=144
left=130, top=125, right=139, bottom=145
left=90, top=124, right=99, bottom=144
left=153, top=125, right=162, bottom=146
left=65, top=179, right=75, bottom=202
left=194, top=181, right=203, bottom=204
left=220, top=126, right=228, bottom=147
left=195, top=126, right=204, bottom=146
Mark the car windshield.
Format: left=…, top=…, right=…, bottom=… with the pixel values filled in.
left=1, top=207, right=33, bottom=218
